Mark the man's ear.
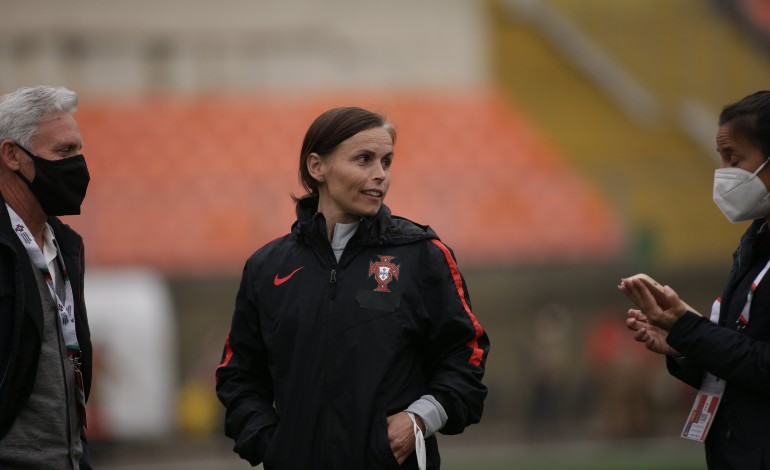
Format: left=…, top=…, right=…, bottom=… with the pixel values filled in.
left=0, top=140, right=22, bottom=171
left=307, top=152, right=325, bottom=184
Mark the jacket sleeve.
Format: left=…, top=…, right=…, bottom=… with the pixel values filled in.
left=215, top=262, right=278, bottom=466
left=666, top=311, right=770, bottom=395
left=421, top=240, right=489, bottom=434
left=665, top=355, right=704, bottom=390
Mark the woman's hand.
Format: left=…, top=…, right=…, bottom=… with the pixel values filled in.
left=619, top=277, right=688, bottom=330
left=387, top=411, right=424, bottom=465
left=626, top=309, right=681, bottom=357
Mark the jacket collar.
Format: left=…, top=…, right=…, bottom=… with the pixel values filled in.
left=291, top=195, right=437, bottom=246
left=0, top=193, right=16, bottom=251
left=0, top=191, right=83, bottom=299
left=0, top=192, right=80, bottom=258
left=732, top=219, right=768, bottom=276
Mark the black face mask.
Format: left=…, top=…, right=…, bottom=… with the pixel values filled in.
left=15, top=143, right=90, bottom=216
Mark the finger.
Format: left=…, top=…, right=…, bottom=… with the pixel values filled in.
left=618, top=280, right=635, bottom=297
left=626, top=317, right=644, bottom=332
left=631, top=279, right=662, bottom=312
left=621, top=279, right=643, bottom=305
left=644, top=337, right=658, bottom=350
left=631, top=309, right=649, bottom=322
left=390, top=441, right=406, bottom=464
left=661, top=285, right=687, bottom=314
left=627, top=309, right=648, bottom=322
left=390, top=438, right=410, bottom=464
left=626, top=280, right=650, bottom=308
left=633, top=327, right=648, bottom=342
left=662, top=285, right=678, bottom=297
left=625, top=317, right=637, bottom=329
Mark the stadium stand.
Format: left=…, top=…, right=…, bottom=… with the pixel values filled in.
left=70, top=91, right=623, bottom=274
left=490, top=0, right=770, bottom=266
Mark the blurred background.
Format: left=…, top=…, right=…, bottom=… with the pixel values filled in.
left=3, top=0, right=770, bottom=468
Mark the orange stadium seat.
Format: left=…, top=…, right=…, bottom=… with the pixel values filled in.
left=69, top=90, right=622, bottom=275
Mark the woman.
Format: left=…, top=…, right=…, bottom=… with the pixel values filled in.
left=216, top=107, right=489, bottom=469
left=619, top=90, right=770, bottom=469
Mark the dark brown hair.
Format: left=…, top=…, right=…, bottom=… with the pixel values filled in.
left=720, top=91, right=770, bottom=156
left=297, top=106, right=396, bottom=197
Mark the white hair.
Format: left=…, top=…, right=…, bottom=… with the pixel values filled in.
left=0, top=86, right=78, bottom=149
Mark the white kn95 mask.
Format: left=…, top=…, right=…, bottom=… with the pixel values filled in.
left=713, top=157, right=770, bottom=223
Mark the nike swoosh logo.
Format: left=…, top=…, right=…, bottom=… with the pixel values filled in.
left=274, top=266, right=304, bottom=286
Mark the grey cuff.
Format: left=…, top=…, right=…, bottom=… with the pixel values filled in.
left=405, top=395, right=447, bottom=437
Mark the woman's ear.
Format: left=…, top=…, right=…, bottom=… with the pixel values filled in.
left=307, top=152, right=325, bottom=184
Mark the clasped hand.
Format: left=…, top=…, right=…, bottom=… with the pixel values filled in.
left=618, top=277, right=687, bottom=358
left=618, top=277, right=688, bottom=331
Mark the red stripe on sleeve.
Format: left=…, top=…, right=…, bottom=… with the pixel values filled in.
left=430, top=240, right=485, bottom=367
left=215, top=333, right=234, bottom=382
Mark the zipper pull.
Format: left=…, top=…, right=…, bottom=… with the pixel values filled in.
left=329, top=269, right=337, bottom=299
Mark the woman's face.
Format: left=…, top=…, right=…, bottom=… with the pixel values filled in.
left=717, top=122, right=767, bottom=176
left=311, top=126, right=394, bottom=224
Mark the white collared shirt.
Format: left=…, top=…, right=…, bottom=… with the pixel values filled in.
left=5, top=204, right=61, bottom=295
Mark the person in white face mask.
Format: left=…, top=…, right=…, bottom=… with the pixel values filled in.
left=713, top=144, right=770, bottom=223
left=619, top=90, right=770, bottom=469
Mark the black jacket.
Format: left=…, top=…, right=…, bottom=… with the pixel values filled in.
left=667, top=219, right=770, bottom=469
left=0, top=196, right=92, bottom=467
left=216, top=198, right=489, bottom=469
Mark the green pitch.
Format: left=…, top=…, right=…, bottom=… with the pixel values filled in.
left=442, top=441, right=703, bottom=470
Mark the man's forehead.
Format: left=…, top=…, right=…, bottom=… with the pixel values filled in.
left=35, top=113, right=82, bottom=139
left=32, top=114, right=83, bottom=147
left=38, top=112, right=78, bottom=127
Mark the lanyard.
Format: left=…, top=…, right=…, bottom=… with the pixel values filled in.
left=711, top=258, right=770, bottom=330
left=6, top=205, right=79, bottom=353
left=684, top=253, right=770, bottom=442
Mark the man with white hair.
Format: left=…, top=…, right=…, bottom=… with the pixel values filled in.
left=0, top=86, right=93, bottom=469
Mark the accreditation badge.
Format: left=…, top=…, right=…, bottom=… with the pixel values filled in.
left=681, top=373, right=725, bottom=441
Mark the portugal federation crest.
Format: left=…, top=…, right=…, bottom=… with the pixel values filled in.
left=368, top=255, right=400, bottom=292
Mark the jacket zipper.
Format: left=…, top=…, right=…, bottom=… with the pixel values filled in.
left=325, top=263, right=337, bottom=468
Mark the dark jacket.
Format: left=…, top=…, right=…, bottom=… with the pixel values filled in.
left=667, top=219, right=770, bottom=469
left=0, top=195, right=93, bottom=468
left=216, top=198, right=489, bottom=470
